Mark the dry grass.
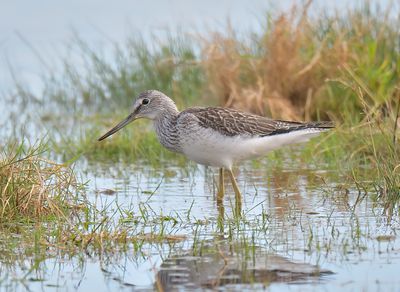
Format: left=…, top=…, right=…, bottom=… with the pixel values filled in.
left=199, top=1, right=400, bottom=213
left=200, top=1, right=399, bottom=122
left=0, top=143, right=82, bottom=220
left=201, top=2, right=324, bottom=120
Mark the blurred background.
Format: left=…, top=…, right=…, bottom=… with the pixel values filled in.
left=0, top=0, right=393, bottom=95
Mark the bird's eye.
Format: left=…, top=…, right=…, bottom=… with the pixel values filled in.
left=142, top=98, right=150, bottom=105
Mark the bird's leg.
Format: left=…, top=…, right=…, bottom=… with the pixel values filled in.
left=216, top=168, right=225, bottom=204
left=217, top=201, right=225, bottom=233
left=227, top=169, right=242, bottom=216
left=216, top=168, right=225, bottom=229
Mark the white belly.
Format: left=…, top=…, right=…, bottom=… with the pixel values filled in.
left=180, top=128, right=324, bottom=169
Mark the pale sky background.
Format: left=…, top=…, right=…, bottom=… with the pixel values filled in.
left=0, top=0, right=393, bottom=95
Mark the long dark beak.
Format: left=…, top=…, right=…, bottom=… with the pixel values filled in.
left=98, top=112, right=136, bottom=141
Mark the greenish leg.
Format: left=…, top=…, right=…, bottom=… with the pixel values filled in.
left=227, top=169, right=242, bottom=215
left=216, top=168, right=225, bottom=229
left=216, top=168, right=225, bottom=204
left=217, top=200, right=225, bottom=233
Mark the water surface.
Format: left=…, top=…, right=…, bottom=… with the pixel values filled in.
left=2, top=156, right=399, bottom=291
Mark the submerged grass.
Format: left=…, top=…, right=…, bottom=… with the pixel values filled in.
left=0, top=143, right=190, bottom=270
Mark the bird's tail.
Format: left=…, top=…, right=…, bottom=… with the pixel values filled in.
left=304, top=121, right=335, bottom=130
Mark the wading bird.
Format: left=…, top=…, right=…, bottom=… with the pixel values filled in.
left=98, top=90, right=333, bottom=211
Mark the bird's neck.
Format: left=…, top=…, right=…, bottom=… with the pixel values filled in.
left=153, top=107, right=181, bottom=153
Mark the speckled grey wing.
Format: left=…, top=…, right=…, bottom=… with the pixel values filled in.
left=181, top=107, right=334, bottom=137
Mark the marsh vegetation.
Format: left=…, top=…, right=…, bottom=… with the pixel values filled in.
left=1, top=1, right=400, bottom=290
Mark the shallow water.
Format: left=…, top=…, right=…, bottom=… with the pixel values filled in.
left=1, top=157, right=399, bottom=291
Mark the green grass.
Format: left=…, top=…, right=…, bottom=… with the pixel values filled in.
left=29, top=2, right=396, bottom=160
left=51, top=115, right=189, bottom=168
left=0, top=141, right=192, bottom=272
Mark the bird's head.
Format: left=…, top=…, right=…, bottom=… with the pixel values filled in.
left=98, top=90, right=177, bottom=141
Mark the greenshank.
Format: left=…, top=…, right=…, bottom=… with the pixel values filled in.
left=98, top=90, right=334, bottom=209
